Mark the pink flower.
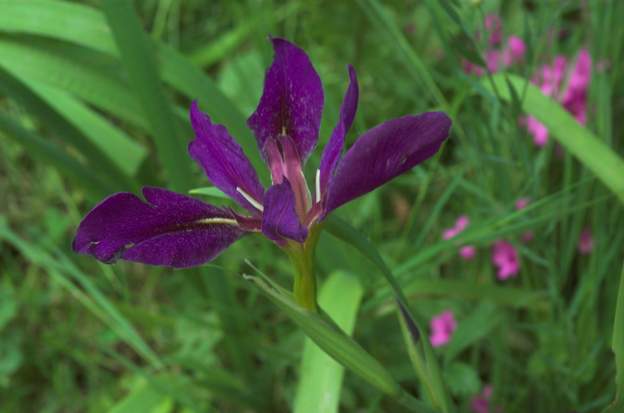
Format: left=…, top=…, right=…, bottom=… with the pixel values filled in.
left=502, top=36, right=526, bottom=66
left=484, top=15, right=502, bottom=46
left=460, top=245, right=477, bottom=260
left=515, top=197, right=530, bottom=210
left=524, top=50, right=592, bottom=147
left=471, top=386, right=499, bottom=413
left=463, top=15, right=526, bottom=76
left=442, top=215, right=476, bottom=260
left=429, top=310, right=457, bottom=347
left=525, top=116, right=549, bottom=147
left=578, top=228, right=593, bottom=254
left=492, top=240, right=520, bottom=280
left=442, top=215, right=469, bottom=240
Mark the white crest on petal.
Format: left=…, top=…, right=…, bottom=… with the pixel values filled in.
left=236, top=187, right=264, bottom=212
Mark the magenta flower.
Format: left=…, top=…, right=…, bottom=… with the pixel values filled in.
left=429, top=310, right=457, bottom=347
left=491, top=240, right=519, bottom=280
left=515, top=197, right=530, bottom=210
left=463, top=14, right=526, bottom=76
left=524, top=49, right=592, bottom=147
left=72, top=38, right=451, bottom=268
left=471, top=385, right=500, bottom=413
left=578, top=228, right=593, bottom=255
left=443, top=215, right=476, bottom=260
left=459, top=245, right=477, bottom=260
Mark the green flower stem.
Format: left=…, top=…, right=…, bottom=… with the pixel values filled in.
left=286, top=225, right=322, bottom=312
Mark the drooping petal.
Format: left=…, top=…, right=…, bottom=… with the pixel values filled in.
left=247, top=38, right=324, bottom=163
left=261, top=181, right=307, bottom=243
left=189, top=101, right=264, bottom=213
left=318, top=65, right=359, bottom=196
left=73, top=187, right=244, bottom=268
left=324, top=112, right=451, bottom=215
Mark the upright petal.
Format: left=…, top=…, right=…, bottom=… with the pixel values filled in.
left=318, top=65, right=359, bottom=196
left=247, top=38, right=324, bottom=163
left=324, top=113, right=451, bottom=215
left=73, top=187, right=244, bottom=268
left=189, top=102, right=264, bottom=213
left=261, top=181, right=308, bottom=243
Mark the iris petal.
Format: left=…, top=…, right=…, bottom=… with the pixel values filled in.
left=247, top=38, right=324, bottom=163
left=324, top=112, right=451, bottom=215
left=319, top=65, right=359, bottom=196
left=189, top=101, right=264, bottom=213
left=73, top=187, right=244, bottom=268
left=261, top=181, right=308, bottom=243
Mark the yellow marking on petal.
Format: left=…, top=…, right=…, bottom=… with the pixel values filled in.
left=236, top=187, right=264, bottom=212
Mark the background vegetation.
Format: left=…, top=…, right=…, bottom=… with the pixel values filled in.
left=0, top=0, right=623, bottom=412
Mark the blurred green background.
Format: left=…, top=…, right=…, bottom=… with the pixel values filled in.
left=1, top=0, right=623, bottom=412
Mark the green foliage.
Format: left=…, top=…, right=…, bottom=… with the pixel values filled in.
left=0, top=0, right=623, bottom=412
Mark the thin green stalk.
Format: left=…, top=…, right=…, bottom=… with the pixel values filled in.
left=286, top=225, right=322, bottom=312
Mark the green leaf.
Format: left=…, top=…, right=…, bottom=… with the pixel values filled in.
left=0, top=0, right=266, bottom=182
left=482, top=74, right=624, bottom=204
left=0, top=219, right=162, bottom=369
left=103, top=0, right=193, bottom=191
left=603, top=263, right=624, bottom=413
left=0, top=113, right=114, bottom=199
left=188, top=186, right=230, bottom=199
left=0, top=0, right=116, bottom=54
left=358, top=0, right=448, bottom=108
left=109, top=378, right=172, bottom=413
left=244, top=270, right=399, bottom=396
left=294, top=271, right=364, bottom=413
left=443, top=303, right=503, bottom=363
left=0, top=38, right=147, bottom=129
left=188, top=3, right=300, bottom=68
left=442, top=362, right=481, bottom=398
left=323, top=216, right=451, bottom=412
left=0, top=65, right=137, bottom=193
left=23, top=79, right=146, bottom=176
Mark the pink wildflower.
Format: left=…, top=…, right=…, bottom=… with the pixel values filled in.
left=524, top=50, right=592, bottom=147
left=429, top=310, right=457, bottom=347
left=502, top=36, right=526, bottom=66
left=460, top=245, right=477, bottom=260
left=442, top=215, right=476, bottom=260
left=515, top=197, right=530, bottom=210
left=492, top=240, right=520, bottom=280
left=484, top=15, right=502, bottom=46
left=578, top=228, right=593, bottom=254
left=471, top=386, right=498, bottom=413
left=463, top=14, right=526, bottom=76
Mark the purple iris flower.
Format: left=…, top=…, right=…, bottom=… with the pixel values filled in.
left=73, top=38, right=451, bottom=268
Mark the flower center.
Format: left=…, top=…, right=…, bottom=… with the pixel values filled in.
left=265, top=135, right=311, bottom=222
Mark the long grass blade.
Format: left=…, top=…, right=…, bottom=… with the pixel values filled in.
left=294, top=271, right=363, bottom=413
left=103, top=0, right=193, bottom=191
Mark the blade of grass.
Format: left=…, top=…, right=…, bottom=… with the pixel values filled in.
left=0, top=38, right=147, bottom=129
left=0, top=113, right=114, bottom=199
left=103, top=0, right=193, bottom=192
left=188, top=3, right=300, bottom=68
left=294, top=271, right=364, bottom=413
left=482, top=74, right=624, bottom=204
left=603, top=263, right=624, bottom=413
left=0, top=218, right=162, bottom=369
left=24, top=79, right=147, bottom=176
left=324, top=216, right=452, bottom=412
left=0, top=67, right=138, bottom=192
left=0, top=0, right=266, bottom=181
